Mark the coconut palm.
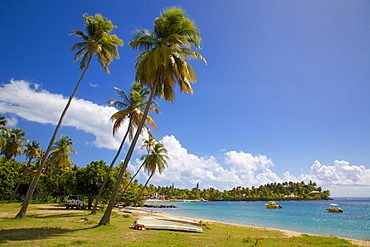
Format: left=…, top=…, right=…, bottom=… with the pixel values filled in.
left=8, top=140, right=42, bottom=203
left=46, top=135, right=77, bottom=175
left=134, top=141, right=169, bottom=206
left=2, top=128, right=28, bottom=161
left=16, top=14, right=123, bottom=218
left=0, top=114, right=8, bottom=151
left=91, top=83, right=159, bottom=214
left=118, top=135, right=156, bottom=198
left=99, top=7, right=206, bottom=225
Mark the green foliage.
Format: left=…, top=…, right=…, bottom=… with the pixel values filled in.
left=77, top=160, right=117, bottom=208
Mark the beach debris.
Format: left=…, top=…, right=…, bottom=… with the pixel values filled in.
left=73, top=217, right=88, bottom=223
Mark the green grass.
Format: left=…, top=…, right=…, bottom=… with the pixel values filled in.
left=0, top=203, right=366, bottom=246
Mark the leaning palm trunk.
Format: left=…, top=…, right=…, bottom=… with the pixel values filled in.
left=134, top=171, right=154, bottom=206
left=99, top=85, right=156, bottom=225
left=119, top=162, right=145, bottom=197
left=91, top=118, right=132, bottom=214
left=8, top=157, right=33, bottom=203
left=15, top=56, right=93, bottom=218
left=117, top=157, right=149, bottom=203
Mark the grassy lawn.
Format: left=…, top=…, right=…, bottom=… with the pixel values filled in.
left=0, top=203, right=366, bottom=247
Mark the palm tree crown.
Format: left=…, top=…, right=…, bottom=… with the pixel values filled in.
left=108, top=82, right=160, bottom=138
left=24, top=140, right=42, bottom=161
left=70, top=13, right=123, bottom=73
left=143, top=142, right=169, bottom=176
left=129, top=7, right=207, bottom=102
left=47, top=135, right=77, bottom=174
left=2, top=128, right=28, bottom=160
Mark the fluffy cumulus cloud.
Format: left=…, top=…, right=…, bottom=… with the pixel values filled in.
left=2, top=80, right=370, bottom=196
left=0, top=79, right=125, bottom=150
left=131, top=136, right=370, bottom=196
left=299, top=160, right=370, bottom=196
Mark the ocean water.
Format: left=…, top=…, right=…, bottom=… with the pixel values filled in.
left=145, top=198, right=370, bottom=240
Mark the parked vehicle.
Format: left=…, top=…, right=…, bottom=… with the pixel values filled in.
left=66, top=195, right=85, bottom=209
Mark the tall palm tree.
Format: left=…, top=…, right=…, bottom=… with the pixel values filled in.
left=91, top=83, right=159, bottom=214
left=8, top=140, right=42, bottom=203
left=16, top=14, right=123, bottom=218
left=134, top=141, right=169, bottom=206
left=2, top=128, right=28, bottom=161
left=99, top=7, right=206, bottom=225
left=118, top=135, right=156, bottom=199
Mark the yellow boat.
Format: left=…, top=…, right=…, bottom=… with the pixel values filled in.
left=265, top=201, right=282, bottom=208
left=326, top=204, right=343, bottom=213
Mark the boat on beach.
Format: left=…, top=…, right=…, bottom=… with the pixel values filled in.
left=265, top=201, right=282, bottom=208
left=326, top=204, right=343, bottom=213
left=130, top=215, right=203, bottom=233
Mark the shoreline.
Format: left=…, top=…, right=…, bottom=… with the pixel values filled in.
left=139, top=201, right=370, bottom=247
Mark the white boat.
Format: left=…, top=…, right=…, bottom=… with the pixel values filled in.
left=131, top=215, right=203, bottom=233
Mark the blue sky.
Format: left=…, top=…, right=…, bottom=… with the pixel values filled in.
left=1, top=0, right=370, bottom=196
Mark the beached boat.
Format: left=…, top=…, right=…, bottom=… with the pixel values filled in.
left=326, top=204, right=343, bottom=213
left=131, top=215, right=203, bottom=233
left=265, top=201, right=282, bottom=208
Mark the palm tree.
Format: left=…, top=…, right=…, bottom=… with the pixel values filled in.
left=91, top=83, right=159, bottom=214
left=0, top=114, right=8, bottom=152
left=8, top=140, right=42, bottom=203
left=134, top=141, right=169, bottom=206
left=2, top=128, right=28, bottom=161
left=16, top=14, right=123, bottom=218
left=99, top=7, right=206, bottom=225
left=118, top=136, right=156, bottom=199
left=46, top=135, right=77, bottom=175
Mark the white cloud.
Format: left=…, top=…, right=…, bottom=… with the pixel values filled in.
left=5, top=116, right=18, bottom=128
left=299, top=160, right=370, bottom=196
left=0, top=79, right=125, bottom=150
left=129, top=135, right=370, bottom=196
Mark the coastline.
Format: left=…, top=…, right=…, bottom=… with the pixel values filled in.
left=139, top=200, right=370, bottom=247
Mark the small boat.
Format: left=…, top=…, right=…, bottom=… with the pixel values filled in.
left=131, top=216, right=203, bottom=233
left=326, top=203, right=343, bottom=213
left=265, top=201, right=282, bottom=208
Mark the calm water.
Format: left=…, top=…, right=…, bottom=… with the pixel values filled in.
left=145, top=198, right=370, bottom=240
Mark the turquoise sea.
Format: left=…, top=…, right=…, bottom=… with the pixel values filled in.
left=145, top=198, right=370, bottom=240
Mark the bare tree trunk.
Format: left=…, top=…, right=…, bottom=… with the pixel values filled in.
left=91, top=119, right=131, bottom=214
left=15, top=56, right=92, bottom=219
left=134, top=172, right=154, bottom=206
left=98, top=86, right=156, bottom=226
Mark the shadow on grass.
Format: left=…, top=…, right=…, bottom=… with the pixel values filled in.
left=27, top=212, right=90, bottom=219
left=0, top=225, right=98, bottom=244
